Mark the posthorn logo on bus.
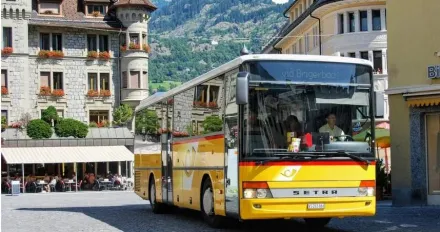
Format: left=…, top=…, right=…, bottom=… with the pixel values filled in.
left=280, top=166, right=301, bottom=179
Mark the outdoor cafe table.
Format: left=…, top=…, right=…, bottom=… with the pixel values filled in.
left=64, top=180, right=76, bottom=192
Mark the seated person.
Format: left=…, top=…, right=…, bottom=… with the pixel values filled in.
left=319, top=113, right=345, bottom=137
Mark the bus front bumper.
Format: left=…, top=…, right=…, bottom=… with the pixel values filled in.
left=240, top=197, right=376, bottom=220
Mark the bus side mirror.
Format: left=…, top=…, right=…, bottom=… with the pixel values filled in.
left=375, top=92, right=384, bottom=118
left=236, top=71, right=249, bottom=105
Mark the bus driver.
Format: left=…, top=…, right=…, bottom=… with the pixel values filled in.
left=319, top=113, right=345, bottom=137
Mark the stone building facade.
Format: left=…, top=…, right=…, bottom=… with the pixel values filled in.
left=1, top=0, right=156, bottom=127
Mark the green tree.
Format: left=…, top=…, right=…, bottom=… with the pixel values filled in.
left=113, top=104, right=133, bottom=126
left=41, top=106, right=59, bottom=125
left=203, top=115, right=223, bottom=134
left=27, top=119, right=53, bottom=139
left=55, top=118, right=88, bottom=138
left=135, top=109, right=159, bottom=135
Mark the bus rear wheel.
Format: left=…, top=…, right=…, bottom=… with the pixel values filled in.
left=201, top=179, right=225, bottom=228
left=304, top=217, right=332, bottom=228
left=149, top=180, right=167, bottom=214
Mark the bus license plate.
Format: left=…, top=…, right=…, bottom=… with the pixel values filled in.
left=307, top=203, right=325, bottom=210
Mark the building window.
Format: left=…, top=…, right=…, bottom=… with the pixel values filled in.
left=122, top=71, right=127, bottom=88
left=40, top=33, right=62, bottom=51
left=338, top=14, right=344, bottom=34
left=52, top=33, right=62, bottom=51
left=87, top=35, right=108, bottom=52
left=1, top=110, right=7, bottom=125
left=53, top=72, right=63, bottom=90
left=372, top=9, right=381, bottom=31
left=40, top=33, right=50, bottom=50
left=348, top=12, right=355, bottom=33
left=87, top=35, right=97, bottom=51
left=100, top=73, right=110, bottom=90
left=373, top=50, right=383, bottom=73
left=89, top=110, right=109, bottom=124
left=298, top=38, right=303, bottom=54
left=348, top=52, right=356, bottom=58
left=86, top=5, right=106, bottom=16
left=359, top=10, right=368, bottom=31
left=130, top=71, right=140, bottom=88
left=2, top=27, right=12, bottom=48
left=360, top=51, right=369, bottom=60
left=1, top=70, right=7, bottom=88
left=40, top=72, right=63, bottom=90
left=88, top=73, right=98, bottom=90
left=38, top=1, right=61, bottom=15
left=88, top=73, right=110, bottom=91
left=130, top=34, right=139, bottom=44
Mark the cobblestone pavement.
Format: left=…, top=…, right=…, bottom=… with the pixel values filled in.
left=2, top=191, right=440, bottom=232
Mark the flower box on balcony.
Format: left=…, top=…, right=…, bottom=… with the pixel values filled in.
left=38, top=50, right=64, bottom=59
left=87, top=89, right=100, bottom=97
left=1, top=86, right=8, bottom=95
left=87, top=51, right=99, bottom=59
left=129, top=43, right=140, bottom=50
left=39, top=86, right=51, bottom=96
left=99, top=51, right=110, bottom=60
left=1, top=47, right=13, bottom=56
left=143, top=44, right=151, bottom=53
left=100, top=90, right=111, bottom=97
left=52, top=89, right=65, bottom=97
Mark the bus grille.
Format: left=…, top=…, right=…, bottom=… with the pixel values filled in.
left=135, top=171, right=141, bottom=192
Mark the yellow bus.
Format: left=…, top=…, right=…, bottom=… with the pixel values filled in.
left=133, top=54, right=382, bottom=229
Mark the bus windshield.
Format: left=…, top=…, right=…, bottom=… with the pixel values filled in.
left=241, top=60, right=374, bottom=159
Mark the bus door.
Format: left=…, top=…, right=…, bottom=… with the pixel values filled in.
left=161, top=101, right=173, bottom=204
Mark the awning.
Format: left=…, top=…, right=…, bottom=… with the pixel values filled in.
left=406, top=95, right=440, bottom=107
left=1, top=146, right=134, bottom=164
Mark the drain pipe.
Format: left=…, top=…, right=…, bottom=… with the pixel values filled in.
left=310, top=12, right=322, bottom=55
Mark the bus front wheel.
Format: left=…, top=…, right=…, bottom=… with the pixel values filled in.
left=201, top=179, right=224, bottom=228
left=149, top=180, right=166, bottom=214
left=304, top=217, right=332, bottom=228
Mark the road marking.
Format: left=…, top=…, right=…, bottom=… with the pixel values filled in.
left=373, top=220, right=392, bottom=224
left=400, top=224, right=418, bottom=228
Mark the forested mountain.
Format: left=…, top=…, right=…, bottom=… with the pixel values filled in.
left=148, top=0, right=292, bottom=92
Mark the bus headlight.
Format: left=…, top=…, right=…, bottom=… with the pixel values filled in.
left=243, top=182, right=273, bottom=199
left=358, top=180, right=375, bottom=197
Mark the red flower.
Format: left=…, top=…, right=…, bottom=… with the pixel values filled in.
left=1, top=86, right=8, bottom=95
left=52, top=89, right=65, bottom=97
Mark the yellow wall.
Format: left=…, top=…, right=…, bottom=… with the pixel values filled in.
left=388, top=95, right=411, bottom=188
left=387, top=0, right=440, bottom=88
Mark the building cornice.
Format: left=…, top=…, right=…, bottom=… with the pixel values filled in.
left=385, top=85, right=440, bottom=95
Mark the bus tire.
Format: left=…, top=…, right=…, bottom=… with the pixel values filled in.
left=304, top=217, right=331, bottom=228
left=201, top=179, right=224, bottom=228
left=149, top=180, right=166, bottom=214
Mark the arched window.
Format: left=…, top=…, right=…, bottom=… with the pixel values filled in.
left=22, top=9, right=26, bottom=19
left=132, top=13, right=136, bottom=21
left=9, top=8, right=13, bottom=18
left=16, top=9, right=19, bottom=19
left=139, top=14, right=143, bottom=22
left=3, top=8, right=6, bottom=18
left=120, top=14, right=124, bottom=19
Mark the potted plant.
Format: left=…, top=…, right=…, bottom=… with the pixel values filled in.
left=376, top=158, right=387, bottom=200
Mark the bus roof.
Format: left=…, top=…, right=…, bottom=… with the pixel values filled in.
left=135, top=54, right=374, bottom=113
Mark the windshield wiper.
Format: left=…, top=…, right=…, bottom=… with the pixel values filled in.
left=325, top=151, right=371, bottom=165
left=272, top=151, right=371, bottom=165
